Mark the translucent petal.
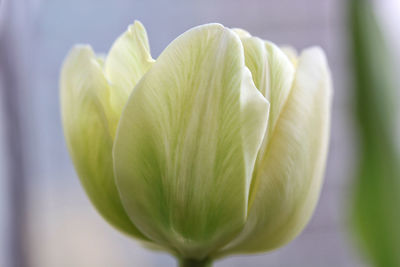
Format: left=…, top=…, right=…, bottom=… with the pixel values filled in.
left=237, top=36, right=295, bottom=187
left=239, top=37, right=269, bottom=97
left=113, top=24, right=269, bottom=259
left=60, top=45, right=148, bottom=240
left=219, top=47, right=332, bottom=255
left=104, top=20, right=154, bottom=116
left=264, top=41, right=295, bottom=137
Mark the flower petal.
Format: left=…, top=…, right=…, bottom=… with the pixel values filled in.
left=239, top=37, right=269, bottom=97
left=263, top=41, right=295, bottom=137
left=232, top=28, right=252, bottom=38
left=234, top=35, right=295, bottom=133
left=104, top=20, right=154, bottom=116
left=238, top=36, right=295, bottom=175
left=219, top=47, right=332, bottom=255
left=60, top=45, right=148, bottom=240
left=280, top=45, right=298, bottom=66
left=113, top=24, right=269, bottom=259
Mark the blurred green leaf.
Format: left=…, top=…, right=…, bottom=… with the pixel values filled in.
left=350, top=0, right=400, bottom=266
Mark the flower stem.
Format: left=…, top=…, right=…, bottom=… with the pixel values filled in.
left=179, top=258, right=212, bottom=267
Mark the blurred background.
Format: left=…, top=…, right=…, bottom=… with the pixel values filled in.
left=0, top=0, right=399, bottom=266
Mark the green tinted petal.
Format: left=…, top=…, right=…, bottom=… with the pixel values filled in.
left=238, top=36, right=295, bottom=178
left=219, top=47, right=332, bottom=255
left=60, top=45, right=148, bottom=240
left=239, top=37, right=269, bottom=97
left=113, top=24, right=269, bottom=259
left=264, top=41, right=295, bottom=137
left=239, top=37, right=295, bottom=137
left=104, top=21, right=154, bottom=116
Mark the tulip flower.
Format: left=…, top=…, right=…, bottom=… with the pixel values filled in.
left=60, top=21, right=332, bottom=266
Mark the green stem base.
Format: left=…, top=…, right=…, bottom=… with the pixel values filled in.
left=179, top=258, right=212, bottom=267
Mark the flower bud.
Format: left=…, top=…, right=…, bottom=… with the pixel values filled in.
left=61, top=21, right=332, bottom=262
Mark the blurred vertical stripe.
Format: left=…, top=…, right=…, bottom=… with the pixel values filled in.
left=349, top=0, right=400, bottom=266
left=0, top=0, right=33, bottom=266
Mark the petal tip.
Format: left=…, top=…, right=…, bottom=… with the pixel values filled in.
left=298, top=46, right=333, bottom=98
left=301, top=46, right=327, bottom=61
left=193, top=23, right=225, bottom=32
left=70, top=44, right=95, bottom=55
left=130, top=20, right=146, bottom=33
left=63, top=44, right=97, bottom=67
left=232, top=28, right=252, bottom=39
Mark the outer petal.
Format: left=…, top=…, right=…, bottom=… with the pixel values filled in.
left=104, top=21, right=154, bottom=116
left=60, top=46, right=148, bottom=240
left=219, top=47, right=332, bottom=255
left=113, top=24, right=269, bottom=259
